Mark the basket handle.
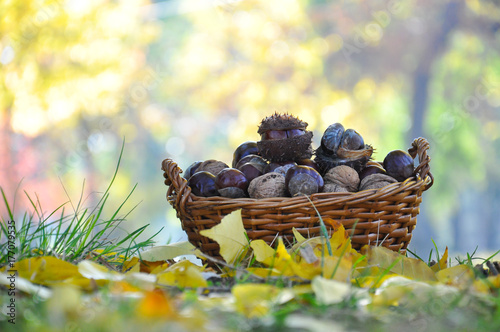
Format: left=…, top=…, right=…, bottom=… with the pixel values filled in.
left=408, top=137, right=434, bottom=191
left=161, top=159, right=193, bottom=217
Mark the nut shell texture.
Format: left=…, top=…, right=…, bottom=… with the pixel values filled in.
left=322, top=183, right=349, bottom=193
left=323, top=165, right=360, bottom=192
left=197, top=160, right=229, bottom=176
left=359, top=174, right=397, bottom=191
left=248, top=172, right=286, bottom=198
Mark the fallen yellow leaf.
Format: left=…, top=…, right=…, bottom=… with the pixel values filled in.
left=250, top=239, right=276, bottom=266
left=436, top=264, right=475, bottom=289
left=138, top=241, right=196, bottom=261
left=363, top=246, right=437, bottom=282
left=292, top=227, right=307, bottom=244
left=156, top=260, right=208, bottom=288
left=232, top=283, right=278, bottom=318
left=200, top=209, right=249, bottom=265
left=78, top=260, right=122, bottom=281
left=431, top=247, right=449, bottom=273
left=11, top=256, right=81, bottom=285
left=312, top=276, right=351, bottom=305
left=137, top=289, right=176, bottom=319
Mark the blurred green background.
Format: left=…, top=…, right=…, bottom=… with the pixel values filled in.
left=1, top=0, right=499, bottom=257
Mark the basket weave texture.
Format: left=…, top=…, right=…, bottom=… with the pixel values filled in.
left=162, top=137, right=433, bottom=261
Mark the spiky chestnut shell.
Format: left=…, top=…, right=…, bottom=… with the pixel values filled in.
left=257, top=112, right=308, bottom=134
left=314, top=145, right=373, bottom=174
left=257, top=113, right=313, bottom=162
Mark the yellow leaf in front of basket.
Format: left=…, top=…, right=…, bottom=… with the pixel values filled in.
left=138, top=241, right=196, bottom=261
left=200, top=209, right=249, bottom=264
left=321, top=255, right=354, bottom=281
left=246, top=267, right=283, bottom=278
left=292, top=227, right=307, bottom=244
left=326, top=219, right=358, bottom=257
left=436, top=264, right=475, bottom=289
left=312, top=276, right=351, bottom=305
left=232, top=283, right=278, bottom=318
left=430, top=247, right=449, bottom=273
left=363, top=246, right=437, bottom=282
left=156, top=260, right=208, bottom=288
left=250, top=240, right=276, bottom=266
left=275, top=238, right=291, bottom=261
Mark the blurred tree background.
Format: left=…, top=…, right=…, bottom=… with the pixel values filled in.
left=1, top=0, right=499, bottom=256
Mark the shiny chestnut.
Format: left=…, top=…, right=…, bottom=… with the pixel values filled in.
left=232, top=141, right=259, bottom=168
left=187, top=171, right=219, bottom=197
left=215, top=168, right=249, bottom=198
left=383, top=150, right=414, bottom=182
left=285, top=165, right=324, bottom=196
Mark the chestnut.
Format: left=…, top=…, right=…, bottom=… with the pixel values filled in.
left=261, top=130, right=287, bottom=140
left=274, top=163, right=297, bottom=177
left=383, top=150, right=414, bottom=182
left=235, top=154, right=267, bottom=170
left=320, top=123, right=345, bottom=155
left=187, top=171, right=219, bottom=197
left=285, top=165, right=324, bottom=196
left=286, top=129, right=306, bottom=138
left=340, top=129, right=364, bottom=150
left=265, top=161, right=296, bottom=174
left=196, top=159, right=229, bottom=177
left=183, top=160, right=203, bottom=180
left=232, top=141, right=259, bottom=168
left=297, top=159, right=320, bottom=173
left=358, top=164, right=387, bottom=181
left=316, top=125, right=373, bottom=174
left=238, top=162, right=263, bottom=183
left=260, top=129, right=306, bottom=141
left=215, top=168, right=249, bottom=198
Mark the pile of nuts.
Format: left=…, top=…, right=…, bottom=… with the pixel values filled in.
left=183, top=113, right=416, bottom=198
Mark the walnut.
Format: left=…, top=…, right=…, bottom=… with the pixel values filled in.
left=322, top=183, right=349, bottom=193
left=248, top=172, right=286, bottom=198
left=323, top=165, right=359, bottom=192
left=196, top=159, right=229, bottom=176
left=359, top=174, right=397, bottom=191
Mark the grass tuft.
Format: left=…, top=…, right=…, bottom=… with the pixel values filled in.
left=0, top=142, right=160, bottom=269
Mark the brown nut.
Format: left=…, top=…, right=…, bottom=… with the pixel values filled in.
left=323, top=165, right=360, bottom=192
left=359, top=173, right=397, bottom=191
left=322, top=183, right=349, bottom=193
left=196, top=160, right=229, bottom=176
left=248, top=172, right=286, bottom=198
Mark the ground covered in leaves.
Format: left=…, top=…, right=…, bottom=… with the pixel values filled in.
left=2, top=210, right=500, bottom=331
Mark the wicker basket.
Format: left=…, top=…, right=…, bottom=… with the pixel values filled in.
left=162, top=137, right=433, bottom=261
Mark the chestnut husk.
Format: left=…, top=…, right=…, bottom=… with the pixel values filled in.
left=257, top=113, right=313, bottom=162
left=258, top=131, right=314, bottom=162
left=314, top=144, right=374, bottom=174
left=258, top=112, right=308, bottom=133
